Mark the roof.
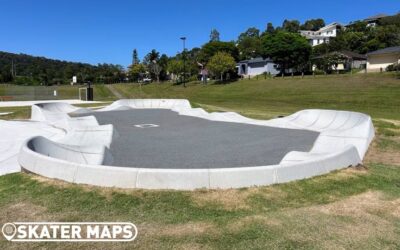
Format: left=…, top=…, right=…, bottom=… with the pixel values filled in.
left=367, top=46, right=400, bottom=56
left=303, top=34, right=331, bottom=40
left=364, top=13, right=388, bottom=22
left=312, top=51, right=367, bottom=60
left=238, top=57, right=274, bottom=64
left=318, top=22, right=343, bottom=31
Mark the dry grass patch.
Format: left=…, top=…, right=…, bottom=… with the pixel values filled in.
left=365, top=137, right=400, bottom=166
left=275, top=191, right=400, bottom=248
left=191, top=187, right=287, bottom=211
left=227, top=215, right=282, bottom=233
left=191, top=189, right=254, bottom=210
left=29, top=173, right=149, bottom=201
left=0, top=201, right=49, bottom=223
left=312, top=191, right=400, bottom=217
left=139, top=222, right=217, bottom=238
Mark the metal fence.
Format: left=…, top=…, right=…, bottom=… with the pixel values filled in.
left=0, top=85, right=79, bottom=101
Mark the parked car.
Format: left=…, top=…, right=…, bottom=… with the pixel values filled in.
left=139, top=77, right=152, bottom=84
left=143, top=77, right=152, bottom=83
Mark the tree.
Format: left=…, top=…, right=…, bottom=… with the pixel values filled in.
left=143, top=49, right=160, bottom=65
left=210, top=28, right=220, bottom=42
left=143, top=49, right=161, bottom=81
left=158, top=54, right=169, bottom=81
left=282, top=19, right=300, bottom=33
left=300, top=18, right=325, bottom=31
left=197, top=41, right=239, bottom=63
left=265, top=22, right=275, bottom=35
left=148, top=62, right=161, bottom=82
left=313, top=23, right=400, bottom=55
left=129, top=64, right=147, bottom=82
left=0, top=51, right=126, bottom=85
left=237, top=28, right=263, bottom=60
left=167, top=59, right=184, bottom=81
left=238, top=27, right=260, bottom=40
left=132, top=49, right=140, bottom=65
left=207, top=52, right=236, bottom=81
left=313, top=52, right=347, bottom=73
left=262, top=32, right=312, bottom=74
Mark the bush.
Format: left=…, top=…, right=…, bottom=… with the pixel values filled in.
left=13, top=76, right=40, bottom=85
left=386, top=63, right=400, bottom=72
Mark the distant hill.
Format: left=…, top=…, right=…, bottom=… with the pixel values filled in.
left=0, top=51, right=125, bottom=85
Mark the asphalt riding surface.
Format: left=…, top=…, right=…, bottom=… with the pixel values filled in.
left=75, top=109, right=319, bottom=169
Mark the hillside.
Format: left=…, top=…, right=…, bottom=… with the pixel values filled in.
left=0, top=51, right=124, bottom=85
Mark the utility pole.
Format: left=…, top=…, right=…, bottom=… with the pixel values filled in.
left=180, top=37, right=186, bottom=87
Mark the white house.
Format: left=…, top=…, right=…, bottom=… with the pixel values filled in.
left=237, top=57, right=279, bottom=76
left=366, top=46, right=400, bottom=72
left=347, top=13, right=390, bottom=28
left=300, top=22, right=344, bottom=46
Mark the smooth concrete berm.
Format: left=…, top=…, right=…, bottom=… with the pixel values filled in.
left=5, top=99, right=374, bottom=190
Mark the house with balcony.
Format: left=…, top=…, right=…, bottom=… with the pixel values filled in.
left=300, top=22, right=344, bottom=46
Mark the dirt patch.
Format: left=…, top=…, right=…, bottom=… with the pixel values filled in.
left=364, top=143, right=400, bottom=166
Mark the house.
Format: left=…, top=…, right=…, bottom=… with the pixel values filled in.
left=312, top=51, right=367, bottom=71
left=237, top=57, right=279, bottom=76
left=299, top=22, right=344, bottom=46
left=347, top=13, right=389, bottom=28
left=366, top=46, right=400, bottom=72
left=363, top=13, right=389, bottom=27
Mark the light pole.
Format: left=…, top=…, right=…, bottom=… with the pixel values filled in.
left=180, top=37, right=186, bottom=87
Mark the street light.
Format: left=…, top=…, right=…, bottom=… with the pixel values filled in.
left=180, top=37, right=186, bottom=87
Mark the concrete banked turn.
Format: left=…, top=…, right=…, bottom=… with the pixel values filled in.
left=16, top=99, right=374, bottom=190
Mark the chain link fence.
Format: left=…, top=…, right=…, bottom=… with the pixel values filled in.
left=0, top=85, right=81, bottom=101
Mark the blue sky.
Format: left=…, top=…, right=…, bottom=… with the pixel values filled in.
left=1, top=0, right=398, bottom=67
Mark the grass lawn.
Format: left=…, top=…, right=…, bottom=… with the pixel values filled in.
left=0, top=73, right=400, bottom=249
left=112, top=73, right=400, bottom=120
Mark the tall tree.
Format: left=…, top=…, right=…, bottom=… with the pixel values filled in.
left=132, top=49, right=140, bottom=65
left=237, top=27, right=263, bottom=60
left=300, top=18, right=325, bottom=31
left=262, top=32, right=311, bottom=74
left=143, top=49, right=161, bottom=81
left=265, top=22, right=275, bottom=35
left=197, top=41, right=239, bottom=63
left=210, top=28, right=220, bottom=42
left=238, top=27, right=260, bottom=40
left=282, top=19, right=300, bottom=33
left=143, top=49, right=160, bottom=65
left=158, top=54, right=169, bottom=81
